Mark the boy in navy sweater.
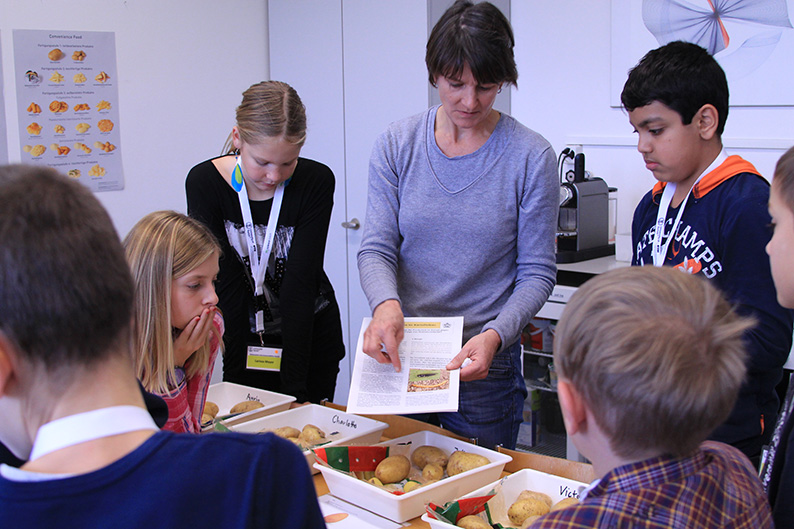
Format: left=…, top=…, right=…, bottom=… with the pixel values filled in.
left=0, top=165, right=325, bottom=529
left=622, top=41, right=793, bottom=466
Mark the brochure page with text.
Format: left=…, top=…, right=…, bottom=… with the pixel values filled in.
left=346, top=316, right=463, bottom=415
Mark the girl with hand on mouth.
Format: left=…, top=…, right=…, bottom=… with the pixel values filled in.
left=124, top=210, right=224, bottom=433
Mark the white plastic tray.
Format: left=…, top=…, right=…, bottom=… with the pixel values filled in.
left=314, top=430, right=512, bottom=523
left=229, top=404, right=388, bottom=474
left=205, top=381, right=295, bottom=426
left=421, top=467, right=587, bottom=528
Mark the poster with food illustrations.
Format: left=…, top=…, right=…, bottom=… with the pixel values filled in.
left=13, top=29, right=123, bottom=191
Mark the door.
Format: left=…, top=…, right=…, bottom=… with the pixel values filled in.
left=269, top=0, right=427, bottom=404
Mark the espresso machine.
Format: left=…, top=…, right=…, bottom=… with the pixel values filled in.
left=556, top=153, right=615, bottom=264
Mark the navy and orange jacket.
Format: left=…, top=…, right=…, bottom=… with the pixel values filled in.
left=632, top=155, right=794, bottom=454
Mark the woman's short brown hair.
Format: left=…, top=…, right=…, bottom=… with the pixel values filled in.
left=426, top=0, right=517, bottom=88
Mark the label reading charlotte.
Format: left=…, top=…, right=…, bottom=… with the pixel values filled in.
left=332, top=415, right=358, bottom=429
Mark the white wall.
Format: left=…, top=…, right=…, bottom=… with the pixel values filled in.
left=3, top=2, right=791, bottom=280
left=5, top=1, right=792, bottom=391
left=265, top=1, right=794, bottom=402
left=0, top=0, right=269, bottom=238
left=510, top=1, right=794, bottom=237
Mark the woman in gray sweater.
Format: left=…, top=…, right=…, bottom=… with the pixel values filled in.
left=357, top=0, right=557, bottom=448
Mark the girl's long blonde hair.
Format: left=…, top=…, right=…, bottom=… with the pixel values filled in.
left=124, top=211, right=222, bottom=395
left=222, top=80, right=307, bottom=154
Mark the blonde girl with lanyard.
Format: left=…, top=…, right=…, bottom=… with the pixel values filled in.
left=186, top=81, right=345, bottom=404
left=124, top=211, right=224, bottom=433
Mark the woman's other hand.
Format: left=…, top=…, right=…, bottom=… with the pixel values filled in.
left=446, top=329, right=501, bottom=381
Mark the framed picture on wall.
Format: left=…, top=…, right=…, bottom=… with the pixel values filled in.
left=611, top=0, right=794, bottom=107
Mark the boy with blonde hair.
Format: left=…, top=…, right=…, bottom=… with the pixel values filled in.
left=530, top=266, right=772, bottom=528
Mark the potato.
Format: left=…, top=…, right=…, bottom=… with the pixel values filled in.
left=367, top=477, right=383, bottom=487
left=456, top=514, right=491, bottom=529
left=551, top=497, right=579, bottom=511
left=230, top=400, right=264, bottom=414
left=375, top=455, right=411, bottom=484
left=508, top=498, right=549, bottom=525
left=519, top=515, right=542, bottom=529
left=517, top=490, right=552, bottom=510
left=203, top=401, right=219, bottom=418
left=422, top=463, right=444, bottom=481
left=299, top=424, right=326, bottom=445
left=403, top=480, right=422, bottom=493
left=411, top=445, right=448, bottom=469
left=446, top=451, right=490, bottom=476
left=287, top=437, right=308, bottom=450
left=201, top=413, right=214, bottom=424
left=273, top=426, right=301, bottom=439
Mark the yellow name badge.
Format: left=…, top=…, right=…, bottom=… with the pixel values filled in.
left=246, top=346, right=282, bottom=372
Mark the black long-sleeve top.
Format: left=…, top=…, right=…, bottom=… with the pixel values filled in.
left=186, top=155, right=337, bottom=402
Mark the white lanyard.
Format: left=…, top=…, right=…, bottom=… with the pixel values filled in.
left=232, top=156, right=285, bottom=333
left=29, top=406, right=158, bottom=461
left=651, top=151, right=727, bottom=267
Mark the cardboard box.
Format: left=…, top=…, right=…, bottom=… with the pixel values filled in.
left=421, top=467, right=587, bottom=528
left=314, top=431, right=512, bottom=523
left=229, top=404, right=388, bottom=474
left=615, top=232, right=633, bottom=262
left=205, top=381, right=295, bottom=426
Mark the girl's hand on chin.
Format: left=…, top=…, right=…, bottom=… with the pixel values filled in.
left=173, top=307, right=215, bottom=366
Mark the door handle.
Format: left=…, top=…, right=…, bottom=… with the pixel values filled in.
left=341, top=218, right=360, bottom=230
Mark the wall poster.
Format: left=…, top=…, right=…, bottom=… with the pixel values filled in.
left=13, top=29, right=123, bottom=191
